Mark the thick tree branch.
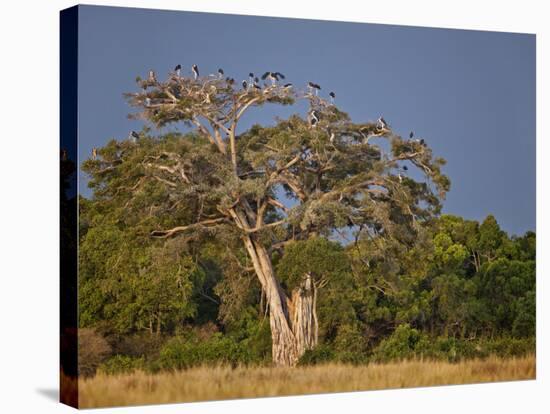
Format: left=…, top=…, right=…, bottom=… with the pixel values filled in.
left=212, top=126, right=227, bottom=154
left=236, top=97, right=262, bottom=120
left=267, top=197, right=289, bottom=213
left=276, top=171, right=308, bottom=201
left=191, top=116, right=219, bottom=149
left=150, top=217, right=227, bottom=238
left=204, top=114, right=232, bottom=136
left=246, top=219, right=287, bottom=234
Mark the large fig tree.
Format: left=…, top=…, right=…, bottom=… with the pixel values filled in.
left=83, top=66, right=449, bottom=366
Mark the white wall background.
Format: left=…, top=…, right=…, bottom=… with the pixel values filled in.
left=0, top=1, right=547, bottom=412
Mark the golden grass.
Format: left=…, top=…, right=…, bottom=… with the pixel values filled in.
left=78, top=355, right=535, bottom=408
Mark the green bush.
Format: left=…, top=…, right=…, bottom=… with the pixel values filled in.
left=512, top=291, right=536, bottom=337
left=155, top=320, right=272, bottom=370
left=422, top=336, right=535, bottom=361
left=373, top=330, right=535, bottom=363
left=157, top=334, right=237, bottom=369
left=332, top=324, right=369, bottom=364
left=236, top=321, right=272, bottom=363
left=98, top=355, right=145, bottom=375
left=416, top=337, right=477, bottom=362
left=373, top=324, right=424, bottom=362
left=480, top=336, right=535, bottom=358
left=298, top=345, right=335, bottom=365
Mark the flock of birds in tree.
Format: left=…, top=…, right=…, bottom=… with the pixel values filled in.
left=91, top=64, right=428, bottom=175
left=143, top=64, right=338, bottom=111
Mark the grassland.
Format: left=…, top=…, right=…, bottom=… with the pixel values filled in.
left=78, top=355, right=535, bottom=408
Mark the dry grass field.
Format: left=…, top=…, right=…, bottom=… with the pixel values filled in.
left=78, top=355, right=535, bottom=408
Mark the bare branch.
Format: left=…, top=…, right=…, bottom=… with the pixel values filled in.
left=152, top=175, right=177, bottom=188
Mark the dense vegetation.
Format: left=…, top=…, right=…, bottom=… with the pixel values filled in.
left=79, top=187, right=535, bottom=375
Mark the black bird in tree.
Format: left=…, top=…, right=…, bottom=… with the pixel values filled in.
left=283, top=83, right=293, bottom=89
left=377, top=116, right=389, bottom=130
left=218, top=68, right=224, bottom=78
left=329, top=91, right=336, bottom=104
left=242, top=80, right=248, bottom=90
left=308, top=81, right=321, bottom=95
left=226, top=77, right=235, bottom=85
left=248, top=73, right=255, bottom=83
left=129, top=130, right=140, bottom=143
left=403, top=165, right=408, bottom=171
left=262, top=72, right=274, bottom=84
left=148, top=70, right=157, bottom=83
left=409, top=131, right=414, bottom=139
left=309, top=110, right=320, bottom=127
left=174, top=64, right=181, bottom=77
left=192, top=64, right=199, bottom=80
left=262, top=71, right=285, bottom=85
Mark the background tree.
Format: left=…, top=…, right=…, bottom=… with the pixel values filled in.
left=79, top=196, right=201, bottom=335
left=84, top=65, right=450, bottom=365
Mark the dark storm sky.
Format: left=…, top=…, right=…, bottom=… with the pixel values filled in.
left=76, top=5, right=536, bottom=236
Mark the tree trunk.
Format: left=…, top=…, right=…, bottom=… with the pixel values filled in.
left=241, top=234, right=318, bottom=366
left=290, top=272, right=318, bottom=357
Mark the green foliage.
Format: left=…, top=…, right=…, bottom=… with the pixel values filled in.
left=331, top=323, right=369, bottom=363
left=77, top=214, right=536, bottom=371
left=477, top=215, right=505, bottom=261
left=428, top=336, right=535, bottom=361
left=433, top=233, right=469, bottom=272
left=98, top=355, right=145, bottom=375
left=372, top=328, right=534, bottom=363
left=479, top=336, right=535, bottom=358
left=156, top=322, right=271, bottom=369
left=373, top=324, right=424, bottom=362
left=77, top=204, right=535, bottom=371
left=512, top=290, right=536, bottom=337
left=157, top=334, right=239, bottom=369
left=78, top=196, right=204, bottom=334
left=298, top=345, right=335, bottom=365
left=276, top=238, right=350, bottom=290
left=477, top=258, right=535, bottom=336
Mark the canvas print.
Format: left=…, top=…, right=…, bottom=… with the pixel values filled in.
left=60, top=5, right=536, bottom=408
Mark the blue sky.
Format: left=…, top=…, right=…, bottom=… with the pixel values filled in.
left=77, top=5, right=535, bottom=236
